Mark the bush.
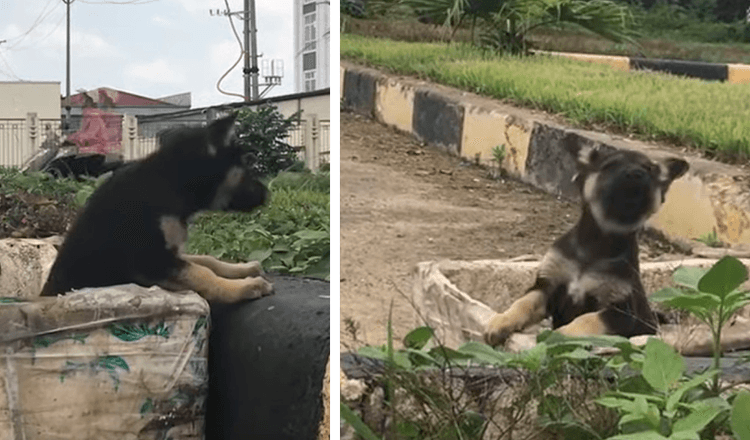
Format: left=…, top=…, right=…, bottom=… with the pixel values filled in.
left=235, top=106, right=304, bottom=177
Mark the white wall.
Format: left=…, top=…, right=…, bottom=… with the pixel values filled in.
left=0, top=82, right=61, bottom=120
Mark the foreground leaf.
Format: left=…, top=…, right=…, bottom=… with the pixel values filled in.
left=642, top=338, right=684, bottom=393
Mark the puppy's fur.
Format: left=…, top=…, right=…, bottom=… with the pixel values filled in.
left=484, top=139, right=689, bottom=346
left=41, top=115, right=273, bottom=303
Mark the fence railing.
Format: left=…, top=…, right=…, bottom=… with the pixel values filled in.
left=0, top=116, right=62, bottom=168
left=1, top=110, right=330, bottom=172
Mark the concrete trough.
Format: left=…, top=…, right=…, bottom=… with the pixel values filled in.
left=412, top=258, right=750, bottom=355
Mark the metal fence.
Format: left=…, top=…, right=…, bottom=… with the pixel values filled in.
left=1, top=107, right=330, bottom=172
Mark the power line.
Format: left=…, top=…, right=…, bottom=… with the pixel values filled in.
left=5, top=0, right=61, bottom=50
left=215, top=0, right=247, bottom=100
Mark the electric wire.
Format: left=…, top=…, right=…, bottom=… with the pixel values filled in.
left=215, top=0, right=247, bottom=100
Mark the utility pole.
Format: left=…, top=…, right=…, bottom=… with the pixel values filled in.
left=243, top=0, right=259, bottom=101
left=63, top=0, right=75, bottom=130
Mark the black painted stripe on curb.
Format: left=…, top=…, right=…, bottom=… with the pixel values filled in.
left=630, top=57, right=728, bottom=82
left=342, top=69, right=377, bottom=116
left=525, top=125, right=617, bottom=200
left=206, top=275, right=330, bottom=440
left=412, top=89, right=464, bottom=156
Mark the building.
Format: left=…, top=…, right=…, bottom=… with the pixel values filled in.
left=63, top=87, right=191, bottom=132
left=293, top=0, right=330, bottom=93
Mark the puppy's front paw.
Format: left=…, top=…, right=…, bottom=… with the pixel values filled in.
left=236, top=260, right=263, bottom=277
left=483, top=313, right=515, bottom=347
left=238, top=276, right=274, bottom=300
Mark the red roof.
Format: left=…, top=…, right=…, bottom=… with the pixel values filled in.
left=67, top=87, right=176, bottom=107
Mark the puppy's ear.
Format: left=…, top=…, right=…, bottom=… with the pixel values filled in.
left=563, top=132, right=599, bottom=167
left=208, top=114, right=238, bottom=148
left=663, top=157, right=689, bottom=182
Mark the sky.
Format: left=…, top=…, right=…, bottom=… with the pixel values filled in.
left=0, top=0, right=300, bottom=108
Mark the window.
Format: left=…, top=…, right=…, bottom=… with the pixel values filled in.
left=303, top=52, right=316, bottom=71
left=305, top=71, right=316, bottom=92
left=302, top=2, right=315, bottom=14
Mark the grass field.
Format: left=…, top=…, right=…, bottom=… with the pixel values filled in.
left=343, top=17, right=750, bottom=64
left=342, top=34, right=750, bottom=158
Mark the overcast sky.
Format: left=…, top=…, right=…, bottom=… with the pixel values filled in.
left=0, top=0, right=298, bottom=108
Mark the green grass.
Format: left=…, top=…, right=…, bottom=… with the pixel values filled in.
left=342, top=34, right=750, bottom=158
left=187, top=171, right=330, bottom=280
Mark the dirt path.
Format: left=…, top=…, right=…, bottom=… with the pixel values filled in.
left=340, top=112, right=584, bottom=350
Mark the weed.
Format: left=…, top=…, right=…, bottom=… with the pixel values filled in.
left=342, top=34, right=750, bottom=157
left=695, top=230, right=724, bottom=248
left=343, top=257, right=750, bottom=439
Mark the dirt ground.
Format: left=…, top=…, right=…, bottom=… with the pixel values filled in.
left=339, top=111, right=689, bottom=351
left=339, top=111, right=583, bottom=350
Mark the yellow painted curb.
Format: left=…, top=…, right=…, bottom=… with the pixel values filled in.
left=648, top=174, right=717, bottom=242
left=537, top=50, right=630, bottom=71
left=728, top=64, right=750, bottom=84
left=374, top=78, right=414, bottom=133
left=461, top=105, right=532, bottom=177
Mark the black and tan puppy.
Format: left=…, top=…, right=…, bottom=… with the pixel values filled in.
left=484, top=139, right=689, bottom=346
left=41, top=114, right=273, bottom=303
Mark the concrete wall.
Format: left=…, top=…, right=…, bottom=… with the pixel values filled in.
left=340, top=62, right=750, bottom=247
left=0, top=82, right=61, bottom=120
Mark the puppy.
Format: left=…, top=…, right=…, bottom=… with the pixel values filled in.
left=484, top=139, right=689, bottom=346
left=41, top=114, right=274, bottom=303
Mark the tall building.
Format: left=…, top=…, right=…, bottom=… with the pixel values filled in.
left=293, top=0, right=330, bottom=93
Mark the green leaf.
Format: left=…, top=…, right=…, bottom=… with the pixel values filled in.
left=697, top=256, right=748, bottom=299
left=731, top=391, right=750, bottom=440
left=661, top=293, right=720, bottom=318
left=427, top=346, right=473, bottom=364
left=665, top=370, right=717, bottom=416
left=668, top=431, right=699, bottom=440
left=673, top=266, right=707, bottom=290
left=246, top=248, right=273, bottom=263
left=358, top=346, right=388, bottom=361
left=511, top=342, right=547, bottom=371
left=457, top=341, right=511, bottom=365
left=608, top=431, right=668, bottom=440
left=340, top=403, right=382, bottom=440
left=642, top=338, right=684, bottom=393
left=650, top=287, right=684, bottom=303
left=672, top=403, right=721, bottom=434
left=403, top=326, right=434, bottom=350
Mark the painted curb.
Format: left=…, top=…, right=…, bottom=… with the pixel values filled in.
left=340, top=61, right=750, bottom=246
left=535, top=50, right=750, bottom=84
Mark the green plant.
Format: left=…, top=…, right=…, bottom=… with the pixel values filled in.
left=695, top=230, right=724, bottom=248
left=186, top=177, right=329, bottom=280
left=651, top=256, right=750, bottom=394
left=596, top=338, right=728, bottom=439
left=235, top=105, right=304, bottom=177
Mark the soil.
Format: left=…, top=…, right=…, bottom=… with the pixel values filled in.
left=340, top=111, right=688, bottom=351
left=0, top=191, right=76, bottom=239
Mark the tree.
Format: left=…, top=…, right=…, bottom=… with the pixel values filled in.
left=402, top=0, right=638, bottom=54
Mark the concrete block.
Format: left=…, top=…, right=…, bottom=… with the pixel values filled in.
left=342, top=69, right=377, bottom=116
left=412, top=89, right=463, bottom=155
left=630, top=57, right=728, bottom=81
left=461, top=106, right=533, bottom=177
left=374, top=77, right=414, bottom=133
left=728, top=64, right=750, bottom=84
left=538, top=50, right=630, bottom=71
